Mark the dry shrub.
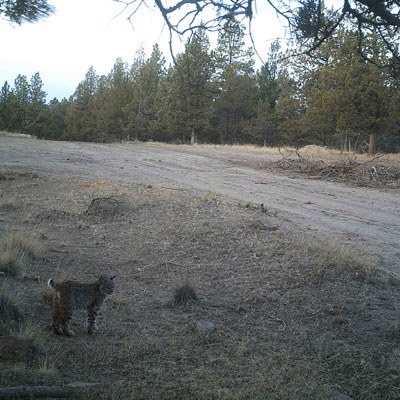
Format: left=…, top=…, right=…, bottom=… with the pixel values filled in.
left=85, top=195, right=135, bottom=219
left=0, top=233, right=40, bottom=277
left=169, top=283, right=199, bottom=307
left=0, top=251, right=25, bottom=277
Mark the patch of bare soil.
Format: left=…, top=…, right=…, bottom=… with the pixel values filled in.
left=0, top=169, right=399, bottom=399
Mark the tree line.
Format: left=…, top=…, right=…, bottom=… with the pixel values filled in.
left=1, top=19, right=399, bottom=153
left=0, top=72, right=68, bottom=140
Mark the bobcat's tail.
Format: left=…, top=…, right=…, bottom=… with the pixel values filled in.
left=47, top=278, right=55, bottom=289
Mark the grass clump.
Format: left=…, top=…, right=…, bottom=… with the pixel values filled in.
left=0, top=282, right=26, bottom=334
left=300, top=239, right=379, bottom=284
left=169, top=283, right=199, bottom=307
left=0, top=293, right=24, bottom=335
left=0, top=251, right=25, bottom=277
left=0, top=233, right=40, bottom=277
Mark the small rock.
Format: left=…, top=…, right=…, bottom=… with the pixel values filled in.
left=326, top=392, right=354, bottom=400
left=195, top=320, right=216, bottom=337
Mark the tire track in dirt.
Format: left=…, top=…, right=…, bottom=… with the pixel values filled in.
left=1, top=136, right=399, bottom=275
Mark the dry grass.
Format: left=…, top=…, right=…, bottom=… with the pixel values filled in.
left=0, top=251, right=26, bottom=277
left=0, top=170, right=399, bottom=399
left=169, top=283, right=199, bottom=306
left=0, top=233, right=41, bottom=277
left=0, top=131, right=33, bottom=138
left=299, top=144, right=400, bottom=164
left=301, top=239, right=380, bottom=282
left=0, top=293, right=24, bottom=335
left=148, top=142, right=400, bottom=163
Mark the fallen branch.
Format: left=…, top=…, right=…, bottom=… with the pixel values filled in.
left=361, top=153, right=385, bottom=164
left=22, top=275, right=41, bottom=282
left=278, top=148, right=294, bottom=160
left=0, top=382, right=106, bottom=399
left=0, top=386, right=67, bottom=399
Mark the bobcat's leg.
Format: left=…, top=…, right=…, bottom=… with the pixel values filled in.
left=52, top=299, right=65, bottom=335
left=55, top=299, right=75, bottom=336
left=87, top=306, right=99, bottom=335
left=61, top=310, right=75, bottom=336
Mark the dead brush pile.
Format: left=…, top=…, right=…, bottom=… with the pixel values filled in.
left=274, top=152, right=400, bottom=188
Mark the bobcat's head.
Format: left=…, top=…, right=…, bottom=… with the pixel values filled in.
left=98, top=275, right=116, bottom=295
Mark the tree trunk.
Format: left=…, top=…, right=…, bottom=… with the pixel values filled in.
left=190, top=127, right=197, bottom=144
left=368, top=132, right=377, bottom=155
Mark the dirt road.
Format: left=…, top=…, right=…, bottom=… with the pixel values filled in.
left=1, top=135, right=399, bottom=275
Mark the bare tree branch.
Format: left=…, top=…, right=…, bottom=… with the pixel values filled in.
left=114, top=0, right=400, bottom=60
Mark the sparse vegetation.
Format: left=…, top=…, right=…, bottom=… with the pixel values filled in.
left=0, top=293, right=24, bottom=335
left=0, top=167, right=399, bottom=399
left=0, top=232, right=40, bottom=277
left=0, top=251, right=25, bottom=277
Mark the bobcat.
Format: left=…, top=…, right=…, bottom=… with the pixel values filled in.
left=47, top=275, right=116, bottom=336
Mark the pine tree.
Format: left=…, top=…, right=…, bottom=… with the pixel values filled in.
left=0, top=81, right=12, bottom=130
left=12, top=74, right=30, bottom=132
left=162, top=30, right=214, bottom=143
left=96, top=58, right=130, bottom=141
left=0, top=0, right=54, bottom=24
left=25, top=72, right=47, bottom=137
left=213, top=19, right=257, bottom=143
left=300, top=30, right=398, bottom=153
left=124, top=44, right=166, bottom=141
left=64, top=66, right=99, bottom=141
left=46, top=98, right=69, bottom=140
left=213, top=18, right=254, bottom=75
left=274, top=71, right=306, bottom=146
left=250, top=41, right=284, bottom=145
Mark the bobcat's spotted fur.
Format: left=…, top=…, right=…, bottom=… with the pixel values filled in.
left=48, top=275, right=116, bottom=336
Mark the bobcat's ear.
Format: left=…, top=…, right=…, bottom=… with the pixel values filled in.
left=110, top=275, right=117, bottom=280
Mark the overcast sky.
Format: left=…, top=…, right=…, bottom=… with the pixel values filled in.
left=0, top=0, right=285, bottom=100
